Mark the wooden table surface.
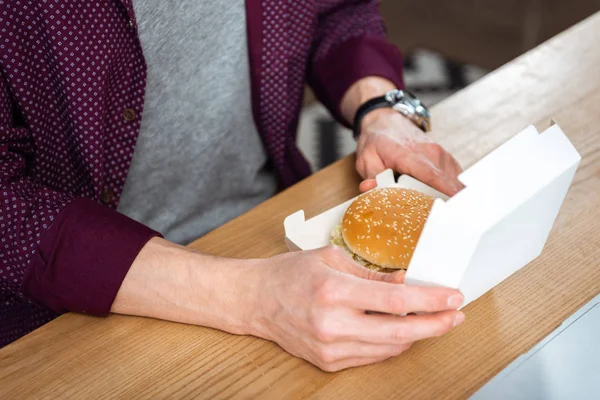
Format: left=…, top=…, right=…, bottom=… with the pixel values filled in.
left=2, top=12, right=600, bottom=400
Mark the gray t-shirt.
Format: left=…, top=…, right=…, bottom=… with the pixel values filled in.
left=118, top=0, right=278, bottom=244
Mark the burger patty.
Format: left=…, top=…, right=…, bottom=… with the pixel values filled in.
left=330, top=225, right=402, bottom=273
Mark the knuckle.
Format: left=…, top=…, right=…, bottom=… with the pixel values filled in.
left=319, top=362, right=340, bottom=373
left=428, top=142, right=444, bottom=154
left=431, top=325, right=445, bottom=337
left=385, top=292, right=405, bottom=315
left=315, top=345, right=337, bottom=365
left=311, top=313, right=337, bottom=343
left=314, top=277, right=338, bottom=306
left=402, top=342, right=414, bottom=352
left=390, top=324, right=408, bottom=343
left=423, top=295, right=441, bottom=312
left=432, top=327, right=447, bottom=338
left=433, top=317, right=454, bottom=337
left=415, top=288, right=444, bottom=312
left=393, top=343, right=410, bottom=356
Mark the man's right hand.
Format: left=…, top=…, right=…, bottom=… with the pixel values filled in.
left=113, top=239, right=464, bottom=372
left=245, top=246, right=465, bottom=372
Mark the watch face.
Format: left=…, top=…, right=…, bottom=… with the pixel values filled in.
left=401, top=90, right=418, bottom=102
left=387, top=90, right=432, bottom=132
left=401, top=91, right=422, bottom=110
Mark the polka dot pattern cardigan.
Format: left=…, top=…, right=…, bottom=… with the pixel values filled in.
left=0, top=0, right=404, bottom=346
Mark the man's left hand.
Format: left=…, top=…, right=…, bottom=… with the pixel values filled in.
left=355, top=107, right=464, bottom=196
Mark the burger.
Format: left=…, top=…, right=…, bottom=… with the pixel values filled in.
left=330, top=187, right=434, bottom=272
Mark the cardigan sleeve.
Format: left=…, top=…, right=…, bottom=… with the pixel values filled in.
left=0, top=74, right=160, bottom=318
left=306, top=0, right=405, bottom=126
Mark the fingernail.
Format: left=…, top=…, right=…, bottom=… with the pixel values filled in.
left=453, top=312, right=465, bottom=327
left=447, top=294, right=464, bottom=308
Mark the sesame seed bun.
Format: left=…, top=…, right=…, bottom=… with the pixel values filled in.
left=341, top=187, right=434, bottom=270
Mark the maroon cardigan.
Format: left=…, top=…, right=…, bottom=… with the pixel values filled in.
left=0, top=0, right=404, bottom=346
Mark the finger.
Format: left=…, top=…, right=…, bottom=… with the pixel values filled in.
left=359, top=179, right=377, bottom=193
left=313, top=341, right=411, bottom=372
left=359, top=150, right=386, bottom=179
left=424, top=145, right=464, bottom=194
left=439, top=167, right=464, bottom=196
left=440, top=152, right=465, bottom=193
left=380, top=140, right=458, bottom=196
left=453, top=157, right=464, bottom=174
left=406, top=155, right=456, bottom=196
left=445, top=153, right=464, bottom=176
left=340, top=310, right=464, bottom=345
left=336, top=276, right=464, bottom=314
left=322, top=246, right=405, bottom=284
left=355, top=153, right=368, bottom=178
left=442, top=171, right=464, bottom=195
left=397, top=153, right=460, bottom=197
left=449, top=158, right=466, bottom=193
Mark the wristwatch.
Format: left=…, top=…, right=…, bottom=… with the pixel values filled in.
left=353, top=89, right=431, bottom=140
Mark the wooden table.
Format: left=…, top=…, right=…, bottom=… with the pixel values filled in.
left=2, top=12, right=600, bottom=400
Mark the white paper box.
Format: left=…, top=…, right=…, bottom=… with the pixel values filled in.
left=284, top=123, right=581, bottom=308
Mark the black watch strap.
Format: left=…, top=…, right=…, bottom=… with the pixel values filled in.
left=352, top=95, right=393, bottom=140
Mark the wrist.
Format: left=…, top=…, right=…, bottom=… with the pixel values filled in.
left=340, top=76, right=397, bottom=124
left=199, top=256, right=266, bottom=336
left=179, top=252, right=265, bottom=336
left=361, top=107, right=398, bottom=129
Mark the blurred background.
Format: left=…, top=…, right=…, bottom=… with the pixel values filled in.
left=298, top=0, right=600, bottom=171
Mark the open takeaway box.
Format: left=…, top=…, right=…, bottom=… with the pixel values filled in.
left=284, top=122, right=582, bottom=308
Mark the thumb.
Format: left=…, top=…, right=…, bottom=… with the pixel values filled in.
left=323, top=246, right=405, bottom=284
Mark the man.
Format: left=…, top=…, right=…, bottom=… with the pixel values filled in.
left=0, top=0, right=465, bottom=371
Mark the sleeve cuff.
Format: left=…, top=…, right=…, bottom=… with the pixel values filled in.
left=21, top=198, right=162, bottom=316
left=309, top=34, right=405, bottom=127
